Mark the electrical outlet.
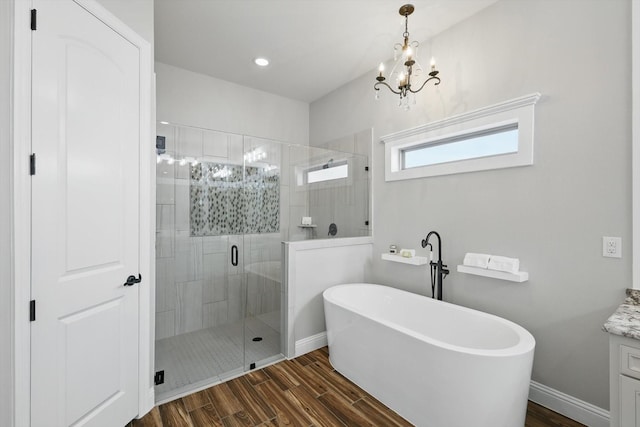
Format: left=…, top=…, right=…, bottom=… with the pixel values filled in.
left=603, top=236, right=622, bottom=258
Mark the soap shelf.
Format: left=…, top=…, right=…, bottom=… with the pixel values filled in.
left=456, top=265, right=528, bottom=283
left=297, top=225, right=317, bottom=228
left=381, top=253, right=429, bottom=266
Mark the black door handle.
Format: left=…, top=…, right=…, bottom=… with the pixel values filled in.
left=231, top=245, right=238, bottom=266
left=124, top=273, right=142, bottom=287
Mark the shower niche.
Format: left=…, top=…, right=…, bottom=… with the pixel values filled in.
left=154, top=122, right=369, bottom=402
left=190, top=162, right=280, bottom=237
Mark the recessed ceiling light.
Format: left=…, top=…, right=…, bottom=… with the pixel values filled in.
left=254, top=57, right=269, bottom=67
left=160, top=121, right=169, bottom=125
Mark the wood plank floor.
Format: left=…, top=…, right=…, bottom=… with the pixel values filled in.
left=130, top=347, right=585, bottom=427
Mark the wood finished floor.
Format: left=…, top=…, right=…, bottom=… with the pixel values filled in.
left=130, top=347, right=585, bottom=427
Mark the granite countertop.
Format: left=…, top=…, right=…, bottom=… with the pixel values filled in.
left=603, top=289, right=640, bottom=340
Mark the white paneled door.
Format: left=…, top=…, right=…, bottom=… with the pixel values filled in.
left=30, top=1, right=141, bottom=426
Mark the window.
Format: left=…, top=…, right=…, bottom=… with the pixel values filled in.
left=295, top=159, right=350, bottom=188
left=307, top=163, right=349, bottom=183
left=381, top=93, right=541, bottom=181
left=402, top=124, right=519, bottom=169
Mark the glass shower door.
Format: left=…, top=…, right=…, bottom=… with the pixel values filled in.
left=155, top=124, right=250, bottom=401
left=194, top=130, right=248, bottom=381
left=241, top=136, right=285, bottom=370
left=154, top=124, right=284, bottom=402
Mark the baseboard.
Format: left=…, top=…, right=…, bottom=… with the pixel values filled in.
left=294, top=332, right=327, bottom=357
left=529, top=381, right=609, bottom=427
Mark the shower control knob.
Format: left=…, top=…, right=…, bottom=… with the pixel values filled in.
left=124, top=274, right=142, bottom=287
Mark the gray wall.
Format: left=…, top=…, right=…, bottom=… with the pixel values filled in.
left=97, top=0, right=154, bottom=54
left=156, top=62, right=309, bottom=145
left=310, top=0, right=630, bottom=410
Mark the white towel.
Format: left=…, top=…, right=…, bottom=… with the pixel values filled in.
left=488, top=255, right=520, bottom=274
left=463, top=253, right=491, bottom=269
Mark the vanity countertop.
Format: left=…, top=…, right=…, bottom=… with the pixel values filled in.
left=603, top=289, right=640, bottom=340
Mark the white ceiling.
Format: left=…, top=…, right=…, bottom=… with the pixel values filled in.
left=154, top=0, right=499, bottom=103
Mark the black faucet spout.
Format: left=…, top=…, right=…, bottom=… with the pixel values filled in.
left=421, top=231, right=447, bottom=301
left=422, top=231, right=442, bottom=260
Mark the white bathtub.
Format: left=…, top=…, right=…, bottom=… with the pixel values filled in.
left=323, top=283, right=535, bottom=427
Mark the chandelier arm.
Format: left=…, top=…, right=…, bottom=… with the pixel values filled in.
left=374, top=81, right=402, bottom=95
left=408, top=75, right=441, bottom=94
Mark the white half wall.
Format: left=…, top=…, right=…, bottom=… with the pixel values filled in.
left=283, top=237, right=373, bottom=358
left=155, top=62, right=309, bottom=145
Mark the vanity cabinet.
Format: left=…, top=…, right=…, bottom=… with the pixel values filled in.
left=611, top=334, right=640, bottom=426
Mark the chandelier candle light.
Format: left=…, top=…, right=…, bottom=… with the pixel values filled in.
left=374, top=4, right=440, bottom=109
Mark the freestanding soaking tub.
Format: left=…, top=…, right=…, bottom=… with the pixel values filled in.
left=323, top=283, right=535, bottom=427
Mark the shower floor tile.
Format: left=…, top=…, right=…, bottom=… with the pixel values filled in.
left=155, top=315, right=281, bottom=402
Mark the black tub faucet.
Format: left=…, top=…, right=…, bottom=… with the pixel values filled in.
left=421, top=231, right=449, bottom=301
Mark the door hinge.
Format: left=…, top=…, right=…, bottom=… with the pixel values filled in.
left=29, top=300, right=36, bottom=321
left=365, top=166, right=369, bottom=171
left=30, top=9, right=37, bottom=31
left=29, top=153, right=36, bottom=175
left=154, top=370, right=164, bottom=385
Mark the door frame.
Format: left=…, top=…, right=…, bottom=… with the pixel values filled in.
left=633, top=0, right=640, bottom=289
left=10, top=0, right=154, bottom=424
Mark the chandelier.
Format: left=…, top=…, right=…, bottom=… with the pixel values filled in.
left=374, top=4, right=440, bottom=109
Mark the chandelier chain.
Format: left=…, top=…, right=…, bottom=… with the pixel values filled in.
left=403, top=13, right=409, bottom=39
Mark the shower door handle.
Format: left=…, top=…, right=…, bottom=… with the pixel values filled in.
left=231, top=245, right=238, bottom=266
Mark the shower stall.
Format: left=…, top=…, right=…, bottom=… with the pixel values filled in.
left=154, top=122, right=369, bottom=402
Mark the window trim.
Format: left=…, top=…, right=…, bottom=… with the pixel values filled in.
left=381, top=93, right=541, bottom=181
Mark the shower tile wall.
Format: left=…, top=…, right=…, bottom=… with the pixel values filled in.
left=285, top=145, right=311, bottom=241
left=155, top=123, right=369, bottom=341
left=244, top=233, right=283, bottom=319
left=155, top=124, right=285, bottom=340
left=310, top=129, right=371, bottom=238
